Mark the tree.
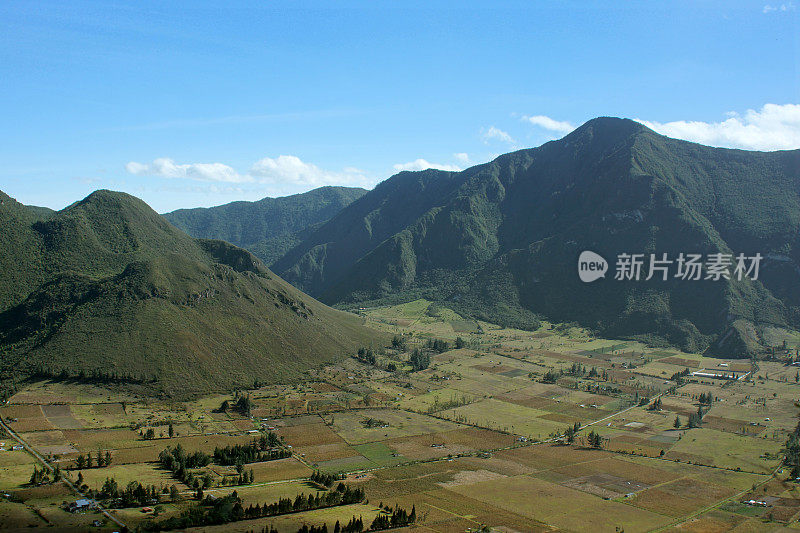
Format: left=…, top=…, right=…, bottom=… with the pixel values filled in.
left=674, top=415, right=681, bottom=429
left=564, top=425, right=576, bottom=444
left=168, top=423, right=174, bottom=438
left=76, top=455, right=86, bottom=469
left=170, top=485, right=180, bottom=502
left=409, top=349, right=430, bottom=371
left=455, top=337, right=466, bottom=349
left=105, top=450, right=112, bottom=467
left=86, top=452, right=93, bottom=469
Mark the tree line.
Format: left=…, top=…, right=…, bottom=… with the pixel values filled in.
left=143, top=484, right=366, bottom=531
left=29, top=365, right=155, bottom=385
left=784, top=420, right=800, bottom=479
left=74, top=449, right=112, bottom=469
left=213, top=441, right=290, bottom=466
left=310, top=469, right=345, bottom=488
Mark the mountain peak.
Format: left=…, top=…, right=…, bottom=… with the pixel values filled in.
left=567, top=116, right=650, bottom=141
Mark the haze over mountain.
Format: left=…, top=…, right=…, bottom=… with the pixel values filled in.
left=163, top=186, right=367, bottom=266
left=0, top=189, right=379, bottom=396
left=272, top=117, right=800, bottom=356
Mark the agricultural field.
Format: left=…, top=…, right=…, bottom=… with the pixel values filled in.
left=0, top=299, right=799, bottom=531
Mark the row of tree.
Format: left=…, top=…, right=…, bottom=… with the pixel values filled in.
left=28, top=366, right=154, bottom=385
left=370, top=504, right=416, bottom=530
left=425, top=339, right=450, bottom=353
left=300, top=504, right=417, bottom=533
left=74, top=450, right=111, bottom=469
left=243, top=484, right=366, bottom=520
left=213, top=441, right=290, bottom=466
left=310, top=469, right=345, bottom=488
left=565, top=363, right=604, bottom=379
left=784, top=420, right=800, bottom=479
left=96, top=477, right=160, bottom=508
left=29, top=465, right=59, bottom=485
left=697, top=391, right=715, bottom=405
left=141, top=491, right=246, bottom=531
left=297, top=515, right=370, bottom=532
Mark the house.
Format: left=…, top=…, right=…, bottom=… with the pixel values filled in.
left=10, top=445, right=23, bottom=451
left=68, top=499, right=94, bottom=512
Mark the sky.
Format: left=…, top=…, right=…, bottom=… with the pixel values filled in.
left=1, top=1, right=798, bottom=213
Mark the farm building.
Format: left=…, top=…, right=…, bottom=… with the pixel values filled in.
left=67, top=499, right=94, bottom=512
left=691, top=369, right=747, bottom=380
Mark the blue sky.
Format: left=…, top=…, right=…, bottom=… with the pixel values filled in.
left=1, top=1, right=797, bottom=212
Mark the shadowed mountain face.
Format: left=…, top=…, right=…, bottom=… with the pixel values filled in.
left=163, top=186, right=367, bottom=266
left=0, top=190, right=380, bottom=396
left=272, top=118, right=800, bottom=356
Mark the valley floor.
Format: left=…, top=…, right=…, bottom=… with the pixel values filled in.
left=1, top=299, right=799, bottom=532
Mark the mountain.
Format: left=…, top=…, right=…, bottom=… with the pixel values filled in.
left=163, top=186, right=367, bottom=265
left=0, top=190, right=381, bottom=397
left=272, top=118, right=800, bottom=356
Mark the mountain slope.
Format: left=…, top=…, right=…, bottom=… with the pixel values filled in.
left=0, top=190, right=381, bottom=396
left=272, top=118, right=800, bottom=356
left=163, top=186, right=367, bottom=265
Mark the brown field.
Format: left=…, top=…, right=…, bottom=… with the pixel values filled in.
left=660, top=357, right=702, bottom=368
left=248, top=457, right=312, bottom=482
left=447, top=474, right=672, bottom=532
left=384, top=427, right=514, bottom=460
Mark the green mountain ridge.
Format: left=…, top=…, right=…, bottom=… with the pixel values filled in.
left=272, top=117, right=800, bottom=356
left=163, top=186, right=367, bottom=265
left=0, top=189, right=381, bottom=397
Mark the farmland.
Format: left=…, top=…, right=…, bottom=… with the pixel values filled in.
left=0, top=299, right=799, bottom=531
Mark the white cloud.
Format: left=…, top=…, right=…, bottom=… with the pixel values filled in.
left=482, top=126, right=516, bottom=145
left=763, top=2, right=795, bottom=12
left=126, top=155, right=373, bottom=190
left=249, top=155, right=367, bottom=187
left=522, top=115, right=576, bottom=134
left=392, top=159, right=462, bottom=172
left=453, top=152, right=471, bottom=165
left=125, top=157, right=248, bottom=183
left=636, top=103, right=800, bottom=151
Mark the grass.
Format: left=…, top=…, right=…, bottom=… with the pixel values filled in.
left=446, top=474, right=672, bottom=532
left=329, top=409, right=461, bottom=445
left=666, top=428, right=782, bottom=474
left=352, top=442, right=405, bottom=466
